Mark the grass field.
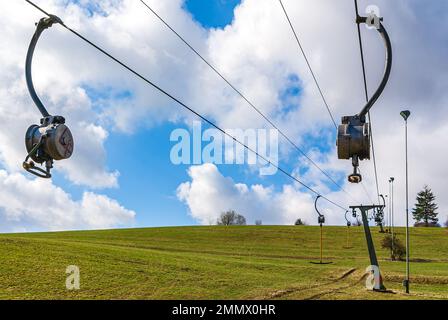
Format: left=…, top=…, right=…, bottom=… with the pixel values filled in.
left=0, top=225, right=447, bottom=300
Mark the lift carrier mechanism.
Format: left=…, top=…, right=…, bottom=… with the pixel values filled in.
left=337, top=12, right=392, bottom=183
left=23, top=15, right=73, bottom=178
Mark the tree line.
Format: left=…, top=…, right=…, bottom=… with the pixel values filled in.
left=216, top=185, right=447, bottom=227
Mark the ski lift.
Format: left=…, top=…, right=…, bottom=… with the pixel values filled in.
left=337, top=13, right=392, bottom=183
left=23, top=15, right=73, bottom=178
left=374, top=208, right=382, bottom=224
left=344, top=210, right=352, bottom=249
left=345, top=210, right=352, bottom=227
left=310, top=196, right=332, bottom=265
left=376, top=194, right=386, bottom=233
left=352, top=208, right=357, bottom=218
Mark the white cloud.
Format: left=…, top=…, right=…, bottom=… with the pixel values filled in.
left=58, top=122, right=120, bottom=188
left=176, top=0, right=448, bottom=226
left=0, top=170, right=135, bottom=232
left=1, top=0, right=447, bottom=229
left=178, top=163, right=329, bottom=225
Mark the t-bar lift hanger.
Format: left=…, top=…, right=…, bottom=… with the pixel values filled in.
left=310, top=195, right=333, bottom=265
left=337, top=12, right=392, bottom=183
left=23, top=15, right=74, bottom=178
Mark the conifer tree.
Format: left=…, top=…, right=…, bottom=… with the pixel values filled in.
left=412, top=185, right=439, bottom=227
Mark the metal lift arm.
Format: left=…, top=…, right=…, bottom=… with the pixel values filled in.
left=337, top=14, right=392, bottom=182
left=356, top=17, right=393, bottom=121
left=23, top=14, right=73, bottom=179
left=344, top=210, right=351, bottom=227
left=314, top=195, right=325, bottom=225
left=380, top=194, right=386, bottom=207
left=25, top=15, right=63, bottom=118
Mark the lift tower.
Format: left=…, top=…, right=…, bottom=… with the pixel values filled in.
left=351, top=204, right=386, bottom=291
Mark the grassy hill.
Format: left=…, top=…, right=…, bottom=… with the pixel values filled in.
left=0, top=225, right=447, bottom=300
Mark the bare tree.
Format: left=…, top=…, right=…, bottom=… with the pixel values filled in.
left=255, top=220, right=262, bottom=226
left=217, top=210, right=247, bottom=226
left=235, top=214, right=246, bottom=225
left=294, top=218, right=307, bottom=226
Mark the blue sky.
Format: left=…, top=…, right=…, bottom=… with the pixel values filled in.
left=48, top=0, right=340, bottom=228
left=4, top=0, right=444, bottom=231
left=183, top=0, right=241, bottom=29
left=61, top=0, right=240, bottom=228
left=55, top=0, right=297, bottom=228
left=51, top=0, right=344, bottom=228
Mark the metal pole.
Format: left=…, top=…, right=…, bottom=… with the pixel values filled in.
left=387, top=179, right=394, bottom=259
left=399, top=110, right=411, bottom=292
left=391, top=178, right=395, bottom=256
left=405, top=119, right=410, bottom=293
left=320, top=224, right=323, bottom=264
left=388, top=181, right=391, bottom=232
left=388, top=182, right=392, bottom=258
left=347, top=226, right=350, bottom=248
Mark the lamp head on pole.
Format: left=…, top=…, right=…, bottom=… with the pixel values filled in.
left=389, top=177, right=394, bottom=183
left=400, top=110, right=411, bottom=121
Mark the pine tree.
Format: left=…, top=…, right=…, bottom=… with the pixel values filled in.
left=412, top=185, right=439, bottom=227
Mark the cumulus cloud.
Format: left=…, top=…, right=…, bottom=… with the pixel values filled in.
left=177, top=163, right=333, bottom=225
left=177, top=0, right=448, bottom=226
left=0, top=170, right=135, bottom=232
left=1, top=0, right=447, bottom=229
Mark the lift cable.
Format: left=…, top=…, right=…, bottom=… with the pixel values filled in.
left=278, top=0, right=338, bottom=130
left=357, top=168, right=375, bottom=204
left=278, top=0, right=373, bottom=203
left=24, top=0, right=349, bottom=212
left=354, top=0, right=381, bottom=204
left=139, top=0, right=355, bottom=201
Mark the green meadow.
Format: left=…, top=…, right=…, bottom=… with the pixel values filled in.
left=0, top=226, right=447, bottom=299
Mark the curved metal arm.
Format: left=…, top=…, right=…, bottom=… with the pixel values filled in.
left=314, top=195, right=325, bottom=225
left=380, top=194, right=386, bottom=208
left=314, top=195, right=323, bottom=218
left=344, top=210, right=351, bottom=227
left=25, top=15, right=63, bottom=118
left=357, top=18, right=392, bottom=119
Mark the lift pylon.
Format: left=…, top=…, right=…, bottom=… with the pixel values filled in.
left=351, top=204, right=386, bottom=291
